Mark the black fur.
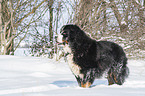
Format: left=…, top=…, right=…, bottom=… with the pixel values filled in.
left=60, top=24, right=129, bottom=87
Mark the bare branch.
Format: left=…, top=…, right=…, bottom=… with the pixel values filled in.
left=109, top=0, right=122, bottom=26
left=16, top=0, right=47, bottom=24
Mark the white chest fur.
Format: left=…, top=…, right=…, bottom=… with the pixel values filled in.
left=63, top=44, right=72, bottom=53
left=63, top=44, right=83, bottom=78
left=67, top=54, right=84, bottom=78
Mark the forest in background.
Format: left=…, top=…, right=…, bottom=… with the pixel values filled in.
left=0, top=0, right=145, bottom=59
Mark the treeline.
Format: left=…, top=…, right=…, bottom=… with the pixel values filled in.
left=72, top=0, right=145, bottom=59
left=0, top=0, right=145, bottom=59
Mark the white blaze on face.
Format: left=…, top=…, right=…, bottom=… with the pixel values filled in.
left=57, top=34, right=63, bottom=43
left=57, top=33, right=71, bottom=53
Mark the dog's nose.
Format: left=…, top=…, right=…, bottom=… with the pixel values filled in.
left=55, top=35, right=58, bottom=38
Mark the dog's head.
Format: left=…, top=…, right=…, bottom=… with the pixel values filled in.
left=57, top=24, right=84, bottom=45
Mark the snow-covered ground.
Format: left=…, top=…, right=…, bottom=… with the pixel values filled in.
left=0, top=55, right=145, bottom=96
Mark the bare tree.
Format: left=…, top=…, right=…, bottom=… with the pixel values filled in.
left=74, top=0, right=93, bottom=28
left=0, top=0, right=47, bottom=55
left=30, top=0, right=63, bottom=59
left=71, top=0, right=145, bottom=59
left=48, top=0, right=54, bottom=58
left=0, top=0, right=2, bottom=53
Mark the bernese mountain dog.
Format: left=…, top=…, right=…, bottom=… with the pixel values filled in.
left=57, top=24, right=129, bottom=88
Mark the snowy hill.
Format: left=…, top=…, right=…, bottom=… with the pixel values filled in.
left=0, top=55, right=145, bottom=96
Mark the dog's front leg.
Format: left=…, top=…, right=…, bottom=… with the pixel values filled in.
left=81, top=81, right=92, bottom=88
left=75, top=76, right=92, bottom=88
left=75, top=69, right=95, bottom=88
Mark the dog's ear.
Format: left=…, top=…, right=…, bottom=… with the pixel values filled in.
left=60, top=25, right=66, bottom=33
left=72, top=25, right=81, bottom=32
left=68, top=29, right=75, bottom=42
left=69, top=25, right=85, bottom=45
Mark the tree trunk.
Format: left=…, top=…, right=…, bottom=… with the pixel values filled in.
left=102, top=1, right=107, bottom=33
left=0, top=0, right=14, bottom=55
left=0, top=0, right=3, bottom=54
left=0, top=0, right=2, bottom=52
left=48, top=0, right=54, bottom=58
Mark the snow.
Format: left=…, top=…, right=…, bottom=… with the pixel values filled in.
left=0, top=55, right=145, bottom=96
left=14, top=48, right=31, bottom=56
left=121, top=21, right=127, bottom=25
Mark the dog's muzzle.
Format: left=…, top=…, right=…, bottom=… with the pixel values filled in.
left=57, top=34, right=68, bottom=45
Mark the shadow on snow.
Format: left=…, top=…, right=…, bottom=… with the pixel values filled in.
left=51, top=79, right=108, bottom=88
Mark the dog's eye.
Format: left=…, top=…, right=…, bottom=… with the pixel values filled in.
left=62, top=32, right=66, bottom=35
left=62, top=31, right=68, bottom=36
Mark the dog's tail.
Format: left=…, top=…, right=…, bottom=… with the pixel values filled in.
left=114, top=57, right=129, bottom=85
left=108, top=57, right=129, bottom=85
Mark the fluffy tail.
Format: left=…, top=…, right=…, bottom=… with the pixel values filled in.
left=114, top=57, right=129, bottom=85
left=108, top=58, right=129, bottom=85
